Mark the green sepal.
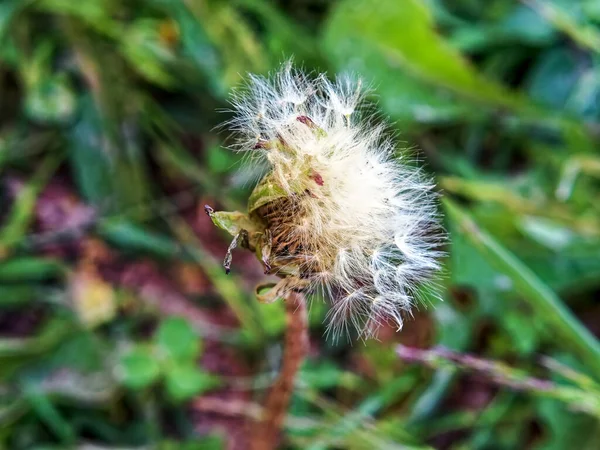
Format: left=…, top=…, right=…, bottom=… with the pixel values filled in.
left=248, top=174, right=288, bottom=214
left=207, top=210, right=260, bottom=237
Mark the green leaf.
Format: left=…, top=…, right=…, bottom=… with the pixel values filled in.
left=525, top=0, right=600, bottom=53
left=0, top=318, right=75, bottom=359
left=0, top=318, right=76, bottom=379
left=0, top=0, right=27, bottom=44
left=36, top=0, right=114, bottom=31
left=330, top=43, right=474, bottom=125
left=156, top=317, right=201, bottom=362
left=67, top=96, right=114, bottom=204
left=24, top=74, right=77, bottom=123
left=23, top=385, right=75, bottom=444
left=499, top=4, right=556, bottom=44
left=119, top=19, right=175, bottom=87
left=0, top=285, right=40, bottom=306
left=325, top=0, right=524, bottom=110
left=234, top=0, right=319, bottom=67
left=182, top=2, right=267, bottom=89
left=99, top=221, right=181, bottom=257
left=0, top=257, right=67, bottom=282
left=165, top=1, right=225, bottom=97
left=535, top=395, right=600, bottom=450
left=118, top=347, right=161, bottom=389
left=39, top=332, right=103, bottom=373
left=526, top=48, right=579, bottom=109
left=300, top=361, right=348, bottom=390
left=164, top=363, right=218, bottom=402
left=160, top=436, right=225, bottom=450
left=0, top=153, right=63, bottom=248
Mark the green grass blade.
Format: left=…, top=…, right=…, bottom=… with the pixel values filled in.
left=444, top=198, right=600, bottom=377
left=0, top=152, right=63, bottom=250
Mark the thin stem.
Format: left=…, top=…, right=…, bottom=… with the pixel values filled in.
left=251, top=292, right=309, bottom=450
left=397, top=344, right=600, bottom=418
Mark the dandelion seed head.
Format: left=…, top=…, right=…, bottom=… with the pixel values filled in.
left=225, top=61, right=444, bottom=339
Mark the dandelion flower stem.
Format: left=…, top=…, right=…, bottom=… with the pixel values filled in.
left=251, top=291, right=309, bottom=450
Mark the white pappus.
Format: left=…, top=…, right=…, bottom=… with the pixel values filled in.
left=213, top=61, right=444, bottom=339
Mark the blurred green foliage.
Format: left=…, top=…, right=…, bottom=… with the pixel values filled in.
left=2, top=0, right=600, bottom=448
left=118, top=317, right=217, bottom=401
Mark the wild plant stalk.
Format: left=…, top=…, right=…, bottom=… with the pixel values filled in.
left=397, top=345, right=600, bottom=418
left=251, top=292, right=309, bottom=450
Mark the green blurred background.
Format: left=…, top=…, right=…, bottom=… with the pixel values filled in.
left=2, top=0, right=600, bottom=448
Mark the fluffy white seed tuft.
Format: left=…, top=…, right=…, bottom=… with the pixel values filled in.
left=227, top=61, right=444, bottom=339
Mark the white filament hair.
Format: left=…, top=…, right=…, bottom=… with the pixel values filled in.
left=227, top=61, right=443, bottom=339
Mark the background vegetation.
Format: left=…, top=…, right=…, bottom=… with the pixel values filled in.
left=2, top=0, right=600, bottom=448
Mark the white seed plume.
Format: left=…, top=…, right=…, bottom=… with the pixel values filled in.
left=227, top=62, right=443, bottom=338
